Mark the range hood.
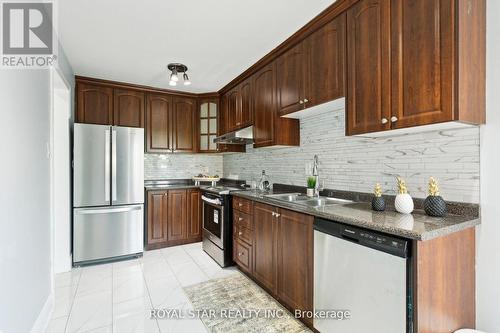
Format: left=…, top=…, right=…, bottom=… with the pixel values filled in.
left=214, top=126, right=253, bottom=144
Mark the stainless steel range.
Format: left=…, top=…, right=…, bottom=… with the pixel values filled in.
left=201, top=186, right=242, bottom=267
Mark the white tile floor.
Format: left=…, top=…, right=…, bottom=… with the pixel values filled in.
left=47, top=242, right=238, bottom=333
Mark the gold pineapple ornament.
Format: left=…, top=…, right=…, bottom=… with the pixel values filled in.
left=394, top=177, right=414, bottom=214
left=372, top=183, right=386, bottom=211
left=424, top=177, right=447, bottom=217
left=397, top=177, right=408, bottom=194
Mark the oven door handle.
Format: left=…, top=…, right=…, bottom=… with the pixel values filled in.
left=201, top=195, right=222, bottom=206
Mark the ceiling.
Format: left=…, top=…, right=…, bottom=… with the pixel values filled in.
left=58, top=0, right=336, bottom=93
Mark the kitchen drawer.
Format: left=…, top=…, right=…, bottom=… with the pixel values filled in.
left=234, top=210, right=253, bottom=230
left=234, top=224, right=253, bottom=246
left=233, top=197, right=253, bottom=214
left=233, top=238, right=252, bottom=273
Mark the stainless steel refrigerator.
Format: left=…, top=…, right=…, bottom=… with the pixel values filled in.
left=73, top=124, right=144, bottom=265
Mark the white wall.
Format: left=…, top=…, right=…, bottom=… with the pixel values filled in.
left=0, top=70, right=53, bottom=333
left=476, top=1, right=500, bottom=331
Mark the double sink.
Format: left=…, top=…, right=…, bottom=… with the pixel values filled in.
left=264, top=193, right=353, bottom=208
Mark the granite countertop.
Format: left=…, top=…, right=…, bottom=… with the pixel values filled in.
left=232, top=190, right=480, bottom=241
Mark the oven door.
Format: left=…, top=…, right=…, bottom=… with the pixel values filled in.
left=202, top=194, right=225, bottom=249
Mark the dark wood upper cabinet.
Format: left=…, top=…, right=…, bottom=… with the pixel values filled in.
left=346, top=0, right=392, bottom=135
left=276, top=43, right=305, bottom=115
left=277, top=209, right=314, bottom=324
left=304, top=13, right=346, bottom=107
left=113, top=89, right=145, bottom=128
left=226, top=89, right=239, bottom=132
left=391, top=0, right=452, bottom=129
left=239, top=78, right=253, bottom=128
left=346, top=0, right=485, bottom=135
left=146, top=191, right=169, bottom=249
left=252, top=203, right=278, bottom=293
left=146, top=93, right=172, bottom=153
left=167, top=189, right=188, bottom=242
left=253, top=64, right=276, bottom=147
left=172, top=97, right=197, bottom=153
left=76, top=83, right=113, bottom=125
left=253, top=62, right=300, bottom=148
left=187, top=189, right=202, bottom=241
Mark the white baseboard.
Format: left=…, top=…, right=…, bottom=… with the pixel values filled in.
left=30, top=293, right=54, bottom=333
left=54, top=254, right=72, bottom=274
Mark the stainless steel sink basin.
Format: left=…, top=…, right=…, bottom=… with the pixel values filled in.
left=296, top=197, right=354, bottom=207
left=264, top=193, right=353, bottom=207
left=264, top=193, right=310, bottom=202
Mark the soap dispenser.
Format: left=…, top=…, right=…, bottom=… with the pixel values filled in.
left=258, top=170, right=271, bottom=191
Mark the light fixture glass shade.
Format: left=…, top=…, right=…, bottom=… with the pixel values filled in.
left=170, top=73, right=179, bottom=82
left=183, top=73, right=191, bottom=85
left=169, top=80, right=177, bottom=86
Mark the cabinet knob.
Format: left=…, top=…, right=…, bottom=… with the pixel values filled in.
left=303, top=98, right=309, bottom=103
left=238, top=231, right=243, bottom=236
left=299, top=100, right=304, bottom=104
left=238, top=217, right=243, bottom=221
left=381, top=118, right=388, bottom=124
left=275, top=213, right=281, bottom=218
left=238, top=252, right=243, bottom=257
left=238, top=203, right=243, bottom=207
left=391, top=116, right=398, bottom=123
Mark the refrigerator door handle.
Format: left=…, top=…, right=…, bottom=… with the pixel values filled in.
left=104, top=128, right=111, bottom=203
left=112, top=128, right=117, bottom=202
left=75, top=205, right=143, bottom=215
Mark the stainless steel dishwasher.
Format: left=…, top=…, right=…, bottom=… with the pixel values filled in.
left=313, top=218, right=413, bottom=333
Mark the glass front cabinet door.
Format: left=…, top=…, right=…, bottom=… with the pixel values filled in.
left=199, top=101, right=218, bottom=152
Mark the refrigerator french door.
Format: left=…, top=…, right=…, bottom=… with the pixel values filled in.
left=73, top=124, right=144, bottom=265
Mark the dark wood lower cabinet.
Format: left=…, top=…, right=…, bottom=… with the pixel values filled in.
left=234, top=201, right=314, bottom=327
left=146, top=191, right=169, bottom=247
left=277, top=209, right=314, bottom=325
left=252, top=203, right=278, bottom=293
left=187, top=189, right=202, bottom=242
left=146, top=189, right=201, bottom=249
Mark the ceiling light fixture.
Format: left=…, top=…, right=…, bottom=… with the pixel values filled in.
left=167, top=63, right=191, bottom=87
left=183, top=73, right=191, bottom=86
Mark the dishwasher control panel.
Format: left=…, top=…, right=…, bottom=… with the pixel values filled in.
left=314, top=218, right=410, bottom=258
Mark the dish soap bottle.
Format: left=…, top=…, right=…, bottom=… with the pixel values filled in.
left=258, top=170, right=271, bottom=191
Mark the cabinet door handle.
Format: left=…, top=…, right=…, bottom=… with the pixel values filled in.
left=238, top=203, right=243, bottom=207
left=275, top=213, right=281, bottom=218
left=391, top=116, right=398, bottom=123
left=303, top=98, right=309, bottom=103
left=381, top=118, right=388, bottom=124
left=238, top=252, right=243, bottom=256
left=238, top=217, right=243, bottom=221
left=271, top=212, right=276, bottom=217
left=299, top=100, right=304, bottom=104
left=238, top=231, right=243, bottom=236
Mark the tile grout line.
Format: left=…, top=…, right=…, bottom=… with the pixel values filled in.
left=63, top=269, right=82, bottom=333
left=140, top=252, right=166, bottom=333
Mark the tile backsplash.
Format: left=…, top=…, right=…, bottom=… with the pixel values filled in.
left=145, top=154, right=223, bottom=180
left=223, top=109, right=480, bottom=203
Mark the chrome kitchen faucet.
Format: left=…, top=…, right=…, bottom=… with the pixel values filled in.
left=312, top=155, right=320, bottom=197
